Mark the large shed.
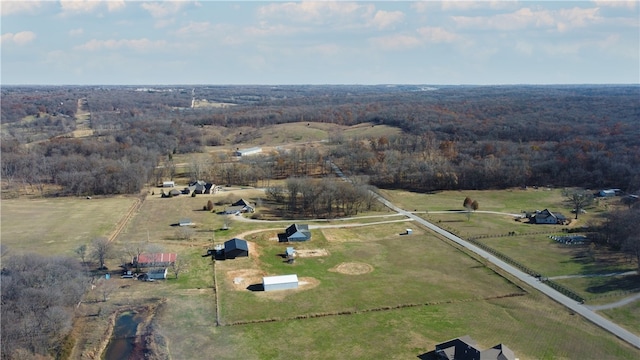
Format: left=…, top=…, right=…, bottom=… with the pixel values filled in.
left=283, top=224, right=311, bottom=242
left=262, top=274, right=299, bottom=291
left=224, top=238, right=249, bottom=259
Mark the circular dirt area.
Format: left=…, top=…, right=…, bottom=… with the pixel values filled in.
left=330, top=262, right=374, bottom=275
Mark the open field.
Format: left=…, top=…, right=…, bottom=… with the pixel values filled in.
left=3, top=188, right=639, bottom=359
left=1, top=196, right=138, bottom=257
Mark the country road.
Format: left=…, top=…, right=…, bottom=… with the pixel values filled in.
left=329, top=161, right=640, bottom=350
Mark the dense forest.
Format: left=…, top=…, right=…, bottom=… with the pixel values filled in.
left=1, top=85, right=639, bottom=197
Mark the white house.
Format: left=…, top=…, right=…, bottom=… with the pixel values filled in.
left=235, top=147, right=262, bottom=157
left=262, top=274, right=298, bottom=291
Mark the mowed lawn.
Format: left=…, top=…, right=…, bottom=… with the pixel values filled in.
left=1, top=196, right=137, bottom=257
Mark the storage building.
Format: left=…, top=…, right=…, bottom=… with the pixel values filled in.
left=262, top=274, right=299, bottom=291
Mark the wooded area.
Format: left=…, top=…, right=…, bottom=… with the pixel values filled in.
left=2, top=85, right=638, bottom=197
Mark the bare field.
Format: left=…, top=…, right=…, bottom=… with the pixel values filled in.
left=1, top=196, right=137, bottom=256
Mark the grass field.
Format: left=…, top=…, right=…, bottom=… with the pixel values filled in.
left=2, top=187, right=639, bottom=359
left=1, top=196, right=137, bottom=256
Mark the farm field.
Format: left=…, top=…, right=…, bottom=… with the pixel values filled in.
left=0, top=196, right=138, bottom=257
left=2, top=188, right=639, bottom=359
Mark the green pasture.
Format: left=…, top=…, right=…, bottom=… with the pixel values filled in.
left=216, top=227, right=524, bottom=324
left=0, top=196, right=136, bottom=257
left=201, top=291, right=639, bottom=360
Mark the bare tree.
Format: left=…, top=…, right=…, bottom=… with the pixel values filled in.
left=170, top=258, right=187, bottom=279
left=90, top=237, right=113, bottom=270
left=563, top=189, right=593, bottom=220
left=95, top=278, right=117, bottom=302
left=74, top=244, right=87, bottom=264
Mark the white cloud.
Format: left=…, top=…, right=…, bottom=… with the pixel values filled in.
left=140, top=1, right=188, bottom=18
left=370, top=34, right=422, bottom=51
left=75, top=38, right=168, bottom=52
left=452, top=6, right=600, bottom=32
left=369, top=10, right=404, bottom=29
left=1, top=31, right=37, bottom=45
left=257, top=1, right=373, bottom=24
left=0, top=0, right=44, bottom=16
left=175, top=21, right=213, bottom=36
left=69, top=28, right=84, bottom=37
left=58, top=0, right=126, bottom=16
left=592, top=1, right=637, bottom=9
left=416, top=27, right=459, bottom=43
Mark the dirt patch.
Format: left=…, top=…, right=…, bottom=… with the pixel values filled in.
left=226, top=269, right=265, bottom=291
left=296, top=248, right=329, bottom=258
left=329, top=262, right=374, bottom=275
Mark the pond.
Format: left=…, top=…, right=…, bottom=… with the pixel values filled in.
left=103, top=311, right=142, bottom=360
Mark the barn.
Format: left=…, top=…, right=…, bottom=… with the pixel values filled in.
left=224, top=238, right=249, bottom=259
left=262, top=274, right=298, bottom=291
left=282, top=224, right=311, bottom=242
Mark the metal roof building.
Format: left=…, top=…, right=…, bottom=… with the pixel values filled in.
left=262, top=274, right=298, bottom=291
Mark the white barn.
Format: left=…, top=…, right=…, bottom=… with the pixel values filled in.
left=235, top=147, right=262, bottom=157
left=262, top=274, right=298, bottom=291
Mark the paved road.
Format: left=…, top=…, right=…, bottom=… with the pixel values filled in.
left=329, top=161, right=640, bottom=350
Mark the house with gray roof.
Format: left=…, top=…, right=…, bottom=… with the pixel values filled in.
left=224, top=238, right=249, bottom=259
left=280, top=224, right=311, bottom=242
left=435, top=335, right=515, bottom=360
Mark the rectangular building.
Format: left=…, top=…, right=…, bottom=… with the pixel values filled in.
left=262, top=274, right=299, bottom=291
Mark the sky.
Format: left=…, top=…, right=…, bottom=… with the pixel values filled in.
left=1, top=0, right=638, bottom=85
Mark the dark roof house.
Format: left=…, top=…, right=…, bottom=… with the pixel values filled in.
left=189, top=180, right=214, bottom=194
left=224, top=238, right=249, bottom=259
left=533, top=209, right=568, bottom=225
left=224, top=199, right=255, bottom=214
left=282, top=224, right=311, bottom=242
left=435, top=336, right=516, bottom=360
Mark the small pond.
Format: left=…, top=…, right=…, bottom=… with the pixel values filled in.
left=103, top=311, right=142, bottom=360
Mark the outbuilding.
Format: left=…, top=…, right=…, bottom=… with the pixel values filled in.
left=145, top=268, right=168, bottom=280
left=224, top=238, right=249, bottom=259
left=163, top=181, right=175, bottom=188
left=262, top=274, right=298, bottom=291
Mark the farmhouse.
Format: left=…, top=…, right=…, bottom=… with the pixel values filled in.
left=280, top=224, right=311, bottom=242
left=133, top=253, right=177, bottom=268
left=532, top=209, right=568, bottom=225
left=435, top=335, right=515, bottom=360
left=189, top=180, right=214, bottom=194
left=224, top=199, right=255, bottom=214
left=262, top=274, right=298, bottom=291
left=235, top=147, right=262, bottom=157
left=224, top=238, right=249, bottom=259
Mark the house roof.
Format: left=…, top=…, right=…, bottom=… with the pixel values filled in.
left=435, top=336, right=515, bottom=360
left=224, top=238, right=249, bottom=252
left=232, top=198, right=251, bottom=207
left=480, top=344, right=516, bottom=360
left=285, top=224, right=310, bottom=237
left=136, top=253, right=177, bottom=264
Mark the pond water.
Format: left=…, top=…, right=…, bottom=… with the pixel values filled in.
left=103, top=311, right=141, bottom=360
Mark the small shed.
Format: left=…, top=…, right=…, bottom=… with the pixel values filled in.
left=224, top=238, right=249, bottom=259
left=406, top=229, right=413, bottom=235
left=285, top=247, right=296, bottom=258
left=163, top=181, right=175, bottom=188
left=179, top=218, right=194, bottom=227
left=262, top=274, right=298, bottom=291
